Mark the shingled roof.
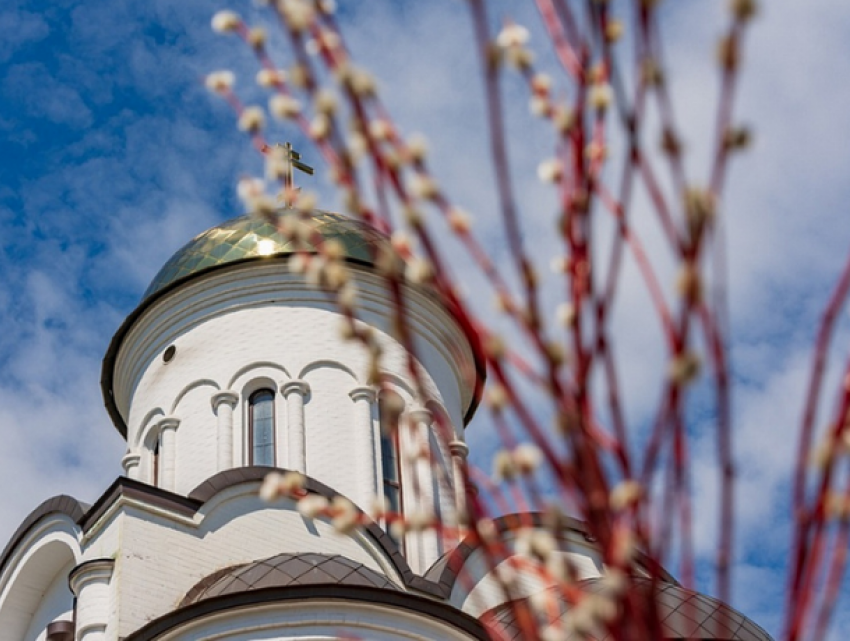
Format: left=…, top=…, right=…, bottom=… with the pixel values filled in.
left=180, top=552, right=400, bottom=606
left=481, top=578, right=773, bottom=641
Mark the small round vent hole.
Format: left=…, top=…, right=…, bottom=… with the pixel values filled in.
left=163, top=345, right=176, bottom=363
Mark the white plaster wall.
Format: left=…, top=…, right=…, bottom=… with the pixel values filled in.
left=107, top=488, right=404, bottom=637
left=152, top=600, right=479, bottom=641
left=110, top=264, right=474, bottom=569
left=173, top=383, right=218, bottom=492
left=21, top=561, right=74, bottom=641
left=79, top=513, right=122, bottom=639
left=303, top=364, right=358, bottom=491
left=450, top=529, right=605, bottom=616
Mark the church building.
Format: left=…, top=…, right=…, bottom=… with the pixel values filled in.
left=0, top=209, right=773, bottom=640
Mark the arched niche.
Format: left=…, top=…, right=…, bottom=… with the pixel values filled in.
left=0, top=529, right=80, bottom=640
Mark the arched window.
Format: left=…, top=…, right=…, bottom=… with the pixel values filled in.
left=378, top=391, right=404, bottom=520
left=152, top=436, right=160, bottom=486
left=249, top=389, right=276, bottom=466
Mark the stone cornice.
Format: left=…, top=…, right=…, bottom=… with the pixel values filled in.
left=157, top=416, right=180, bottom=431
left=102, top=260, right=485, bottom=438
left=280, top=379, right=310, bottom=397
left=347, top=386, right=376, bottom=402
left=69, top=558, right=115, bottom=596
left=210, top=390, right=239, bottom=410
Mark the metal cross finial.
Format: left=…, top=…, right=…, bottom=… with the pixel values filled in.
left=278, top=141, right=314, bottom=192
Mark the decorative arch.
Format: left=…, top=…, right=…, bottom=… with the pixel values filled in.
left=0, top=525, right=81, bottom=639
left=298, top=359, right=358, bottom=382
left=142, top=420, right=163, bottom=487
left=132, top=407, right=165, bottom=449
left=227, top=361, right=291, bottom=390
left=229, top=369, right=285, bottom=468
left=185, top=467, right=441, bottom=596
left=170, top=378, right=220, bottom=414
left=376, top=372, right=415, bottom=400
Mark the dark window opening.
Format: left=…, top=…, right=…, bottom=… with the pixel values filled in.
left=249, top=389, right=276, bottom=466
left=379, top=391, right=404, bottom=547
left=152, top=436, right=160, bottom=487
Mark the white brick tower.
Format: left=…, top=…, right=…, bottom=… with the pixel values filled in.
left=102, top=209, right=483, bottom=571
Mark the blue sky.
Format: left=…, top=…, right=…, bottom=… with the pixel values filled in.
left=2, top=0, right=850, bottom=637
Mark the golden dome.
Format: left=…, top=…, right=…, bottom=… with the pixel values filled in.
left=143, top=209, right=391, bottom=300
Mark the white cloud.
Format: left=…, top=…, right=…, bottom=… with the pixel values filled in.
left=0, top=9, right=49, bottom=64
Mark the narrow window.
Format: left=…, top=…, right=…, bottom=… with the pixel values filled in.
left=249, top=389, right=276, bottom=466
left=380, top=431, right=401, bottom=515
left=152, top=436, right=160, bottom=486
left=379, top=391, right=404, bottom=537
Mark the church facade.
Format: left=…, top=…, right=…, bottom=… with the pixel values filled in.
left=0, top=210, right=772, bottom=640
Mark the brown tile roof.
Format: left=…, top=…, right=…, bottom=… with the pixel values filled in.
left=480, top=578, right=773, bottom=641
left=180, top=552, right=400, bottom=606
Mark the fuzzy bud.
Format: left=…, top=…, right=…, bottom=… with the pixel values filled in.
left=294, top=191, right=317, bottom=212
left=514, top=443, right=542, bottom=475
left=484, top=335, right=506, bottom=359
left=237, top=177, right=266, bottom=204
left=668, top=352, right=701, bottom=385
left=406, top=134, right=428, bottom=163
left=259, top=471, right=285, bottom=502
left=537, top=159, right=563, bottom=183
left=318, top=0, right=336, bottom=14
left=405, top=257, right=433, bottom=284
left=610, top=480, right=643, bottom=510
left=529, top=95, right=550, bottom=117
left=448, top=208, right=472, bottom=234
left=723, top=126, right=752, bottom=151
left=308, top=113, right=330, bottom=141
left=315, top=89, right=338, bottom=115
left=237, top=106, right=265, bottom=133
left=349, top=68, right=377, bottom=97
left=280, top=0, right=315, bottom=31
left=257, top=68, right=285, bottom=88
left=676, top=264, right=702, bottom=303
left=494, top=450, right=516, bottom=481
left=407, top=509, right=435, bottom=532
left=531, top=73, right=552, bottom=95
left=684, top=187, right=716, bottom=240
left=730, top=0, right=758, bottom=21
left=368, top=119, right=393, bottom=142
left=248, top=27, right=267, bottom=49
left=297, top=494, right=329, bottom=518
left=556, top=303, right=577, bottom=327
left=205, top=70, right=235, bottom=94
left=486, top=385, right=509, bottom=412
left=496, top=23, right=530, bottom=48
left=211, top=10, right=241, bottom=33
left=370, top=495, right=389, bottom=519
left=589, top=83, right=613, bottom=112
left=605, top=19, right=624, bottom=42
left=269, top=94, right=301, bottom=120
left=410, top=174, right=439, bottom=200
left=331, top=496, right=359, bottom=533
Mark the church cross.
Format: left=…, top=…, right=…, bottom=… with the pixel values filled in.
left=278, top=141, right=314, bottom=192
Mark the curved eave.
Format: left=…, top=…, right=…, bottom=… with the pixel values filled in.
left=125, top=585, right=488, bottom=641
left=0, top=495, right=88, bottom=579
left=427, top=512, right=679, bottom=590
left=101, top=254, right=485, bottom=438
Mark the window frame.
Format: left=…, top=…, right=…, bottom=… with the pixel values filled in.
left=248, top=388, right=277, bottom=466
left=378, top=391, right=405, bottom=548
left=152, top=434, right=160, bottom=487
